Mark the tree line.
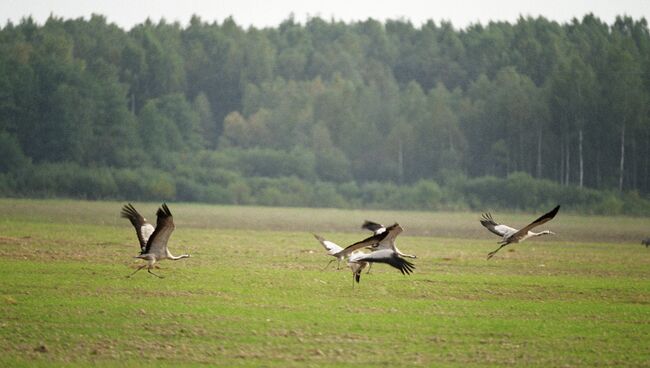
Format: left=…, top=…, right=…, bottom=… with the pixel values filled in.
left=0, top=14, right=649, bottom=214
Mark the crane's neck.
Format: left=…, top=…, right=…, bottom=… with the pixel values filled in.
left=166, top=250, right=190, bottom=260
left=394, top=245, right=417, bottom=259
left=530, top=230, right=553, bottom=237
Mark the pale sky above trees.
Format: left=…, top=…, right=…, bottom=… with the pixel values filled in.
left=1, top=0, right=649, bottom=29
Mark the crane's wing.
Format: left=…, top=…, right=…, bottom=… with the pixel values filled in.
left=334, top=231, right=390, bottom=258
left=335, top=223, right=402, bottom=258
left=120, top=203, right=155, bottom=252
left=313, top=234, right=343, bottom=255
left=508, top=205, right=560, bottom=242
left=480, top=213, right=517, bottom=237
left=353, top=249, right=415, bottom=275
left=361, top=220, right=386, bottom=235
left=143, top=203, right=175, bottom=255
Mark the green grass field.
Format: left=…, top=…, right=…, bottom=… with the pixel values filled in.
left=0, top=198, right=649, bottom=367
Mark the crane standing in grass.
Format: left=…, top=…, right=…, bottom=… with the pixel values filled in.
left=480, top=205, right=560, bottom=259
left=121, top=203, right=190, bottom=278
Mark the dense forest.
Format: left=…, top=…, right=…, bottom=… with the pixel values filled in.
left=1, top=14, right=650, bottom=214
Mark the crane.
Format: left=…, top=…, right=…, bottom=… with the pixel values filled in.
left=121, top=203, right=190, bottom=278
left=480, top=205, right=560, bottom=260
left=336, top=223, right=416, bottom=284
left=313, top=220, right=389, bottom=272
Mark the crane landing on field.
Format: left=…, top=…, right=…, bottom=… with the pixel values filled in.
left=121, top=203, right=190, bottom=278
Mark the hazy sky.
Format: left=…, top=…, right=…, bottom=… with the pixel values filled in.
left=1, top=0, right=649, bottom=30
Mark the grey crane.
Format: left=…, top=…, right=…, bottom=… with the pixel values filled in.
left=121, top=203, right=190, bottom=278
left=336, top=223, right=416, bottom=285
left=480, top=205, right=560, bottom=260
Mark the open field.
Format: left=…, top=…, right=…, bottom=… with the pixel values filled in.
left=0, top=198, right=649, bottom=367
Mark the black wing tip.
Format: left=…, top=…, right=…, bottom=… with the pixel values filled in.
left=362, top=220, right=381, bottom=228
left=120, top=203, right=136, bottom=217
left=402, top=259, right=415, bottom=275
left=355, top=272, right=361, bottom=283
left=157, top=203, right=172, bottom=218
left=120, top=203, right=142, bottom=226
left=313, top=233, right=324, bottom=241
left=543, top=205, right=561, bottom=220
left=393, top=256, right=415, bottom=275
left=480, top=212, right=495, bottom=222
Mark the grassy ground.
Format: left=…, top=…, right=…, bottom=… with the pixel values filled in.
left=0, top=198, right=648, bottom=367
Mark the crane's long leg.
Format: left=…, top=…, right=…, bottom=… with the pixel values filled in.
left=147, top=268, right=164, bottom=278
left=127, top=264, right=147, bottom=278
left=321, top=259, right=335, bottom=271
left=366, top=263, right=373, bottom=274
left=487, top=243, right=508, bottom=260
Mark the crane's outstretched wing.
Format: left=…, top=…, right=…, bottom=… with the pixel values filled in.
left=143, top=203, right=175, bottom=255
left=334, top=224, right=403, bottom=258
left=120, top=203, right=155, bottom=252
left=313, top=234, right=343, bottom=255
left=335, top=232, right=387, bottom=258
left=480, top=213, right=517, bottom=237
left=508, top=205, right=560, bottom=242
left=353, top=249, right=415, bottom=275
left=361, top=220, right=386, bottom=235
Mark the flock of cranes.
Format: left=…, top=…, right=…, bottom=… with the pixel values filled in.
left=121, top=203, right=563, bottom=282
